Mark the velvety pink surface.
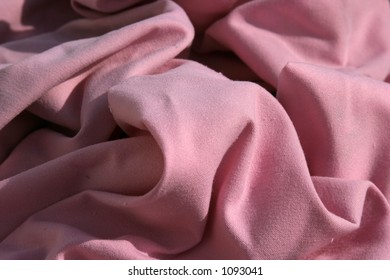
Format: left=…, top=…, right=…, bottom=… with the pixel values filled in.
left=1, top=0, right=390, bottom=259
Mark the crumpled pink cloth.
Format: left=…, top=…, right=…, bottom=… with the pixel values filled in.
left=1, top=0, right=390, bottom=259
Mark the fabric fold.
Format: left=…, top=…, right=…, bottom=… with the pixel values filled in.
left=0, top=0, right=194, bottom=178
left=1, top=0, right=390, bottom=260
left=200, top=0, right=390, bottom=86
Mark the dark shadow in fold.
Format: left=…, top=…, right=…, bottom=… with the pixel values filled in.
left=0, top=0, right=81, bottom=46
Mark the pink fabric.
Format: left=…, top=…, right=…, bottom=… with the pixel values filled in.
left=1, top=0, right=390, bottom=259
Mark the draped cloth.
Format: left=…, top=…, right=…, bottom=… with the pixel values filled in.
left=1, top=0, right=390, bottom=259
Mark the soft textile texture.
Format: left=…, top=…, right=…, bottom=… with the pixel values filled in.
left=1, top=0, right=390, bottom=259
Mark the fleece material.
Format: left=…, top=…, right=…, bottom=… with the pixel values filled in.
left=1, top=0, right=390, bottom=259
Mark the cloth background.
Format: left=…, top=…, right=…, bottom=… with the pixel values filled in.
left=1, top=0, right=390, bottom=259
